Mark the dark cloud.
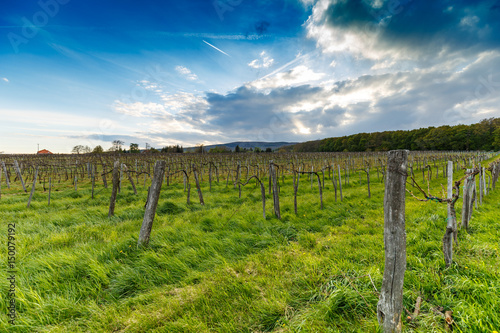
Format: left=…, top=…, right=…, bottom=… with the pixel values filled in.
left=321, top=0, right=500, bottom=57
left=205, top=85, right=322, bottom=132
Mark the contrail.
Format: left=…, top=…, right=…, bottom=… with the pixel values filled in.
left=202, top=40, right=230, bottom=57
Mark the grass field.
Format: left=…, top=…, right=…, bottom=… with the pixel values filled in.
left=0, top=156, right=499, bottom=332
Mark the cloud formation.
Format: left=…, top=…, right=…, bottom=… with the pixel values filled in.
left=248, top=51, right=275, bottom=69
left=96, top=1, right=500, bottom=148
left=305, top=0, right=500, bottom=63
left=175, top=66, right=199, bottom=81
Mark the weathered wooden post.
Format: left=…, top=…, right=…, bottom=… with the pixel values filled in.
left=377, top=150, right=408, bottom=333
left=316, top=173, right=323, bottom=209
left=193, top=164, right=205, bottom=205
left=293, top=170, right=299, bottom=215
left=1, top=161, right=9, bottom=189
left=122, top=164, right=138, bottom=195
left=102, top=164, right=108, bottom=189
left=337, top=165, right=343, bottom=201
left=461, top=169, right=475, bottom=230
left=478, top=167, right=483, bottom=206
left=91, top=165, right=95, bottom=199
left=14, top=160, right=27, bottom=192
left=270, top=161, right=281, bottom=219
left=48, top=177, right=52, bottom=206
left=332, top=164, right=337, bottom=202
left=108, top=161, right=120, bottom=217
left=260, top=181, right=266, bottom=219
left=443, top=161, right=454, bottom=267
left=27, top=166, right=39, bottom=208
left=138, top=160, right=166, bottom=247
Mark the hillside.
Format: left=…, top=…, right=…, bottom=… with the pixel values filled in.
left=185, top=141, right=298, bottom=152
left=284, top=118, right=500, bottom=152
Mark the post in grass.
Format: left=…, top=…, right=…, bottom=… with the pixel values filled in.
left=377, top=150, right=408, bottom=333
left=138, top=160, right=166, bottom=247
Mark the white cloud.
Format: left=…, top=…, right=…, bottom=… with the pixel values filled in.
left=114, top=101, right=168, bottom=118
left=2, top=78, right=8, bottom=83
left=160, top=92, right=209, bottom=115
left=175, top=66, right=199, bottom=81
left=248, top=51, right=275, bottom=69
left=249, top=65, right=325, bottom=89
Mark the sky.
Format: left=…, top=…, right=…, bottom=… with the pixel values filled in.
left=1, top=0, right=499, bottom=153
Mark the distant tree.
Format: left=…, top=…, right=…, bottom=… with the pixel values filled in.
left=92, top=145, right=104, bottom=154
left=254, top=147, right=262, bottom=153
left=82, top=145, right=92, bottom=154
left=72, top=145, right=85, bottom=154
left=235, top=145, right=240, bottom=153
left=161, top=144, right=184, bottom=153
left=209, top=146, right=231, bottom=153
left=265, top=147, right=272, bottom=153
left=110, top=140, right=124, bottom=152
left=195, top=144, right=205, bottom=154
left=130, top=143, right=140, bottom=153
left=493, top=127, right=500, bottom=150
left=150, top=147, right=159, bottom=154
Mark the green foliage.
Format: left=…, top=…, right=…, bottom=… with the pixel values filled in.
left=161, top=145, right=184, bottom=153
left=290, top=118, right=500, bottom=152
left=208, top=146, right=231, bottom=153
left=92, top=145, right=104, bottom=154
left=129, top=143, right=140, bottom=153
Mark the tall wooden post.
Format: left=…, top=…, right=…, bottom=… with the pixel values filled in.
left=338, top=165, right=343, bottom=201
left=377, top=150, right=408, bottom=333
left=27, top=166, right=39, bottom=208
left=14, top=160, right=27, bottom=192
left=443, top=161, right=454, bottom=267
left=48, top=177, right=52, bottom=206
left=138, top=160, right=166, bottom=247
left=108, top=161, right=120, bottom=217
left=1, top=161, right=9, bottom=189
left=193, top=164, right=205, bottom=205
left=271, top=161, right=281, bottom=219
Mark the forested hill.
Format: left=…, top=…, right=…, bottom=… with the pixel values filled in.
left=284, top=118, right=500, bottom=152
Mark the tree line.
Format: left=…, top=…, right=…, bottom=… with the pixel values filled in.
left=286, top=118, right=500, bottom=153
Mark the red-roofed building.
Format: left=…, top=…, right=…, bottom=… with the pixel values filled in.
left=37, top=149, right=53, bottom=155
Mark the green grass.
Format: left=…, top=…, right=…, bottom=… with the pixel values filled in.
left=0, top=159, right=499, bottom=332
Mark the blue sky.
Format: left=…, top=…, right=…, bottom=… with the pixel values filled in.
left=1, top=0, right=499, bottom=153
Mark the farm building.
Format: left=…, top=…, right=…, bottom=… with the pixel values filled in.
left=37, top=149, right=53, bottom=155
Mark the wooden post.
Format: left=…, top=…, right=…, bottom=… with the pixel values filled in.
left=332, top=164, right=337, bottom=202
left=193, top=164, right=205, bottom=205
left=366, top=167, right=371, bottom=198
left=443, top=161, right=454, bottom=267
left=48, top=177, right=52, bottom=206
left=377, top=150, right=408, bottom=333
left=461, top=170, right=474, bottom=230
left=27, top=166, right=39, bottom=208
left=1, top=161, right=10, bottom=189
left=108, top=161, right=120, bottom=217
left=338, top=165, right=343, bottom=201
left=91, top=165, right=95, bottom=199
left=138, top=160, right=166, bottom=247
left=293, top=170, right=298, bottom=215
left=102, top=164, right=108, bottom=189
left=14, top=160, right=27, bottom=192
left=479, top=167, right=483, bottom=205
left=123, top=164, right=138, bottom=195
left=316, top=173, right=323, bottom=209
left=271, top=161, right=281, bottom=219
